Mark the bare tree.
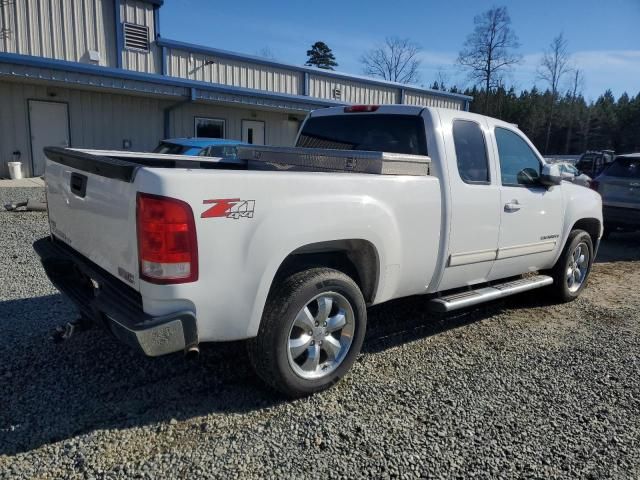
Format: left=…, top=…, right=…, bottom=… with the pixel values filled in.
left=457, top=6, right=521, bottom=114
left=538, top=33, right=572, bottom=153
left=564, top=68, right=585, bottom=154
left=360, top=37, right=421, bottom=84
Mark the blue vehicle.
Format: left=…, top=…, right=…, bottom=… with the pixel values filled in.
left=153, top=138, right=248, bottom=162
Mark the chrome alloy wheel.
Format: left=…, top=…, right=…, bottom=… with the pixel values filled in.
left=287, top=292, right=355, bottom=380
left=567, top=242, right=590, bottom=293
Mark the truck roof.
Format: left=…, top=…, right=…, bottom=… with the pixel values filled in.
left=307, top=104, right=521, bottom=131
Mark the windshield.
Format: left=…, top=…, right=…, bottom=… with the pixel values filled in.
left=296, top=114, right=428, bottom=155
left=605, top=158, right=640, bottom=178
left=199, top=145, right=239, bottom=160
left=153, top=142, right=200, bottom=155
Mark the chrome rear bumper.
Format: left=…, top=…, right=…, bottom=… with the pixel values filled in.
left=33, top=236, right=198, bottom=357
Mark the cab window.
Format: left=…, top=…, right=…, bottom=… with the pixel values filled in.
left=452, top=120, right=490, bottom=184
left=495, top=128, right=542, bottom=187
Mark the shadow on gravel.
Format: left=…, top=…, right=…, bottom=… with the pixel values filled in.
left=596, top=232, right=640, bottom=263
left=0, top=294, right=283, bottom=456
left=362, top=287, right=557, bottom=355
left=0, top=284, right=586, bottom=455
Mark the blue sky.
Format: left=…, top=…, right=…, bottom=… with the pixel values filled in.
left=160, top=0, right=639, bottom=101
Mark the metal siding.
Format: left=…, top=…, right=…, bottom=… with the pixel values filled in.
left=0, top=0, right=117, bottom=67
left=403, top=90, right=463, bottom=110
left=166, top=47, right=301, bottom=95
left=308, top=73, right=397, bottom=104
left=0, top=80, right=166, bottom=177
left=120, top=0, right=159, bottom=73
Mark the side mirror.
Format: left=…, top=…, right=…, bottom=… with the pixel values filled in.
left=540, top=163, right=562, bottom=186
left=517, top=167, right=540, bottom=185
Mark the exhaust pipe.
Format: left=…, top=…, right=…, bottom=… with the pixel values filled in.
left=185, top=345, right=200, bottom=360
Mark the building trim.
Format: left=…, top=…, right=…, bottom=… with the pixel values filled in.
left=161, top=45, right=167, bottom=75
left=156, top=38, right=473, bottom=103
left=153, top=5, right=161, bottom=39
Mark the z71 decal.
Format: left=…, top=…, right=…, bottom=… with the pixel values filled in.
left=201, top=198, right=255, bottom=219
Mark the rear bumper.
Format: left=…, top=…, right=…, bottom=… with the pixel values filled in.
left=33, top=237, right=198, bottom=356
left=603, top=205, right=640, bottom=228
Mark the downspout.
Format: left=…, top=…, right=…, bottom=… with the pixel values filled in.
left=163, top=87, right=196, bottom=139
left=114, top=0, right=123, bottom=69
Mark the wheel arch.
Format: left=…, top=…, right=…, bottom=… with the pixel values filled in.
left=571, top=217, right=602, bottom=248
left=272, top=239, right=380, bottom=305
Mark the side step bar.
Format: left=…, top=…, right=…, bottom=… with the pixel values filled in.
left=429, top=275, right=553, bottom=313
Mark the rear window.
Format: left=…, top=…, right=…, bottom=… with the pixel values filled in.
left=153, top=142, right=196, bottom=155
left=296, top=114, right=428, bottom=156
left=605, top=158, right=640, bottom=178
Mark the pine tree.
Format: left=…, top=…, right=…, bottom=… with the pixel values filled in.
left=305, top=42, right=338, bottom=70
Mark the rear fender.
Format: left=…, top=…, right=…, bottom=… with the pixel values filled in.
left=244, top=194, right=400, bottom=337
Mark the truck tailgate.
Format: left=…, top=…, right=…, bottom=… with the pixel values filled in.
left=45, top=150, right=140, bottom=290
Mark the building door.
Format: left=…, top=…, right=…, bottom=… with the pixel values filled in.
left=242, top=120, right=265, bottom=145
left=29, top=100, right=70, bottom=176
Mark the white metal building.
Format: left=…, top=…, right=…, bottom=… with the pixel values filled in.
left=0, top=0, right=472, bottom=178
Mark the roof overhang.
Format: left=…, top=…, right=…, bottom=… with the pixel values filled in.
left=0, top=53, right=343, bottom=113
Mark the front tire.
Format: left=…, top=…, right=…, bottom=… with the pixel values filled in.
left=248, top=268, right=367, bottom=398
left=547, top=229, right=594, bottom=302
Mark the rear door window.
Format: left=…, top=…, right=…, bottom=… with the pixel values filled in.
left=605, top=158, right=640, bottom=178
left=452, top=120, right=490, bottom=184
left=297, top=114, right=428, bottom=155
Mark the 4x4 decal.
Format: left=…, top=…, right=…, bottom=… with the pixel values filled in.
left=201, top=199, right=255, bottom=219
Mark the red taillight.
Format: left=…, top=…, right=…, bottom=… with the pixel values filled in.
left=344, top=105, right=379, bottom=113
left=590, top=180, right=599, bottom=192
left=136, top=193, right=198, bottom=284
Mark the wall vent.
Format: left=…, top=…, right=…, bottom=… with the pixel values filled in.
left=123, top=23, right=149, bottom=52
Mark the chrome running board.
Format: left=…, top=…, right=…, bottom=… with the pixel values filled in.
left=429, top=275, right=553, bottom=313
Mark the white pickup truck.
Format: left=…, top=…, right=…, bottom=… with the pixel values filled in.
left=35, top=105, right=602, bottom=397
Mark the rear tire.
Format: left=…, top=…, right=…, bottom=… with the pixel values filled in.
left=547, top=229, right=594, bottom=302
left=247, top=268, right=367, bottom=398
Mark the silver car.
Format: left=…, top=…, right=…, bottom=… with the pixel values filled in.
left=593, top=153, right=640, bottom=237
left=556, top=162, right=591, bottom=187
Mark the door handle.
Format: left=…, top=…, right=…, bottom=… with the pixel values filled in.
left=504, top=200, right=522, bottom=212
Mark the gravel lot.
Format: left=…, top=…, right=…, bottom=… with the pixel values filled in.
left=1, top=186, right=639, bottom=479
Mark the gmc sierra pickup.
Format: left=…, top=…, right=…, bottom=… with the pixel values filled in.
left=34, top=105, right=602, bottom=397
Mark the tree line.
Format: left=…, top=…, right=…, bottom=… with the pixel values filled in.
left=293, top=7, right=638, bottom=155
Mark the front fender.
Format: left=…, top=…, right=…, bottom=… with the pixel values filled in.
left=554, top=183, right=603, bottom=264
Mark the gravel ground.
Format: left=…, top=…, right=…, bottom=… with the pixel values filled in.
left=1, top=186, right=639, bottom=479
